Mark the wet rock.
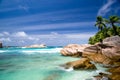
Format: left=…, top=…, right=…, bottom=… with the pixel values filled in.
left=65, top=58, right=96, bottom=70
left=91, top=72, right=111, bottom=80
left=108, top=66, right=120, bottom=80
left=60, top=44, right=91, bottom=57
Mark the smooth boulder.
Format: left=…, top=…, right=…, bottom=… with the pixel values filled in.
left=60, top=44, right=91, bottom=57
left=65, top=58, right=96, bottom=70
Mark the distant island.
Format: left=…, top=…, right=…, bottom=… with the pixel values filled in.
left=23, top=44, right=47, bottom=48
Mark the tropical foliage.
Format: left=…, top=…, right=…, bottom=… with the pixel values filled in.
left=89, top=15, right=120, bottom=44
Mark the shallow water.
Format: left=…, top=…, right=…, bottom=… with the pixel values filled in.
left=0, top=47, right=108, bottom=80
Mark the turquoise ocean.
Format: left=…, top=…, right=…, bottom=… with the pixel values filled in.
left=0, top=47, right=108, bottom=80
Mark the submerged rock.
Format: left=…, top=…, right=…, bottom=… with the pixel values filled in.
left=92, top=72, right=111, bottom=80
left=65, top=58, right=96, bottom=70
left=60, top=44, right=91, bottom=57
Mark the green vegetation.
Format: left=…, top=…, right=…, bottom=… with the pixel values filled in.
left=89, top=15, right=120, bottom=44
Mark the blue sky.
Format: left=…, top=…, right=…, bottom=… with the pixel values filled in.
left=0, top=0, right=120, bottom=46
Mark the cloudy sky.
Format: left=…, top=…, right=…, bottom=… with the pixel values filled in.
left=0, top=0, right=120, bottom=46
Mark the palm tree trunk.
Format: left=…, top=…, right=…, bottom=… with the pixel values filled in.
left=112, top=23, right=118, bottom=35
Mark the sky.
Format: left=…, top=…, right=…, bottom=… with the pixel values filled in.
left=0, top=0, right=120, bottom=46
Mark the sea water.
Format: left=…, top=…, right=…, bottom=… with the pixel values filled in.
left=0, top=47, right=108, bottom=80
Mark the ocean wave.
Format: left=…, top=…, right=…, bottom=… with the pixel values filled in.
left=57, top=66, right=74, bottom=72
left=0, top=48, right=63, bottom=54
left=0, top=50, right=6, bottom=53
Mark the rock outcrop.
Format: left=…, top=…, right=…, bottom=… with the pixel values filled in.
left=0, top=41, right=3, bottom=48
left=60, top=44, right=91, bottom=57
left=83, top=45, right=113, bottom=65
left=60, top=36, right=120, bottom=65
left=103, top=35, right=120, bottom=46
left=83, top=36, right=120, bottom=65
left=65, top=58, right=96, bottom=70
left=108, top=66, right=120, bottom=80
left=60, top=36, right=120, bottom=80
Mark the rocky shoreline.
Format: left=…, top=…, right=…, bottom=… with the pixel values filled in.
left=60, top=36, right=120, bottom=80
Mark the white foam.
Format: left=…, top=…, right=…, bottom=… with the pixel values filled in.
left=65, top=67, right=74, bottom=72
left=0, top=48, right=63, bottom=55
left=58, top=66, right=74, bottom=72
left=21, top=48, right=62, bottom=54
left=0, top=50, right=6, bottom=53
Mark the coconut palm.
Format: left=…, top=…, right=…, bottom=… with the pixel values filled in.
left=107, top=15, right=120, bottom=35
left=95, top=16, right=107, bottom=31
left=95, top=16, right=108, bottom=37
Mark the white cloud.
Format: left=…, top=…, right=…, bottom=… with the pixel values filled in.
left=12, top=31, right=28, bottom=37
left=0, top=38, right=11, bottom=42
left=65, top=33, right=94, bottom=39
left=0, top=31, right=95, bottom=46
left=0, top=32, right=10, bottom=36
left=97, top=0, right=116, bottom=16
left=3, top=32, right=10, bottom=35
left=0, top=33, right=4, bottom=37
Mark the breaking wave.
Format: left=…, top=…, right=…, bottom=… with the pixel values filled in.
left=0, top=47, right=63, bottom=54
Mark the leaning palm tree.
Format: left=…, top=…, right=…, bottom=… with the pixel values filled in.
left=106, top=15, right=120, bottom=35
left=95, top=16, right=107, bottom=31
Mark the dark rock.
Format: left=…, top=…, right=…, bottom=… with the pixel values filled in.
left=0, top=42, right=3, bottom=48
left=65, top=58, right=96, bottom=70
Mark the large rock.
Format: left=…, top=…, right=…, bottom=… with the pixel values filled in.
left=108, top=66, right=120, bottom=80
left=83, top=36, right=120, bottom=65
left=102, top=47, right=120, bottom=61
left=60, top=44, right=91, bottom=57
left=65, top=58, right=96, bottom=70
left=103, top=35, right=120, bottom=46
left=0, top=42, right=3, bottom=48
left=83, top=45, right=112, bottom=65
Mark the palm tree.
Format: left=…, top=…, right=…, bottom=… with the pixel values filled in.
left=95, top=16, right=107, bottom=31
left=95, top=16, right=108, bottom=37
left=107, top=15, right=120, bottom=35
